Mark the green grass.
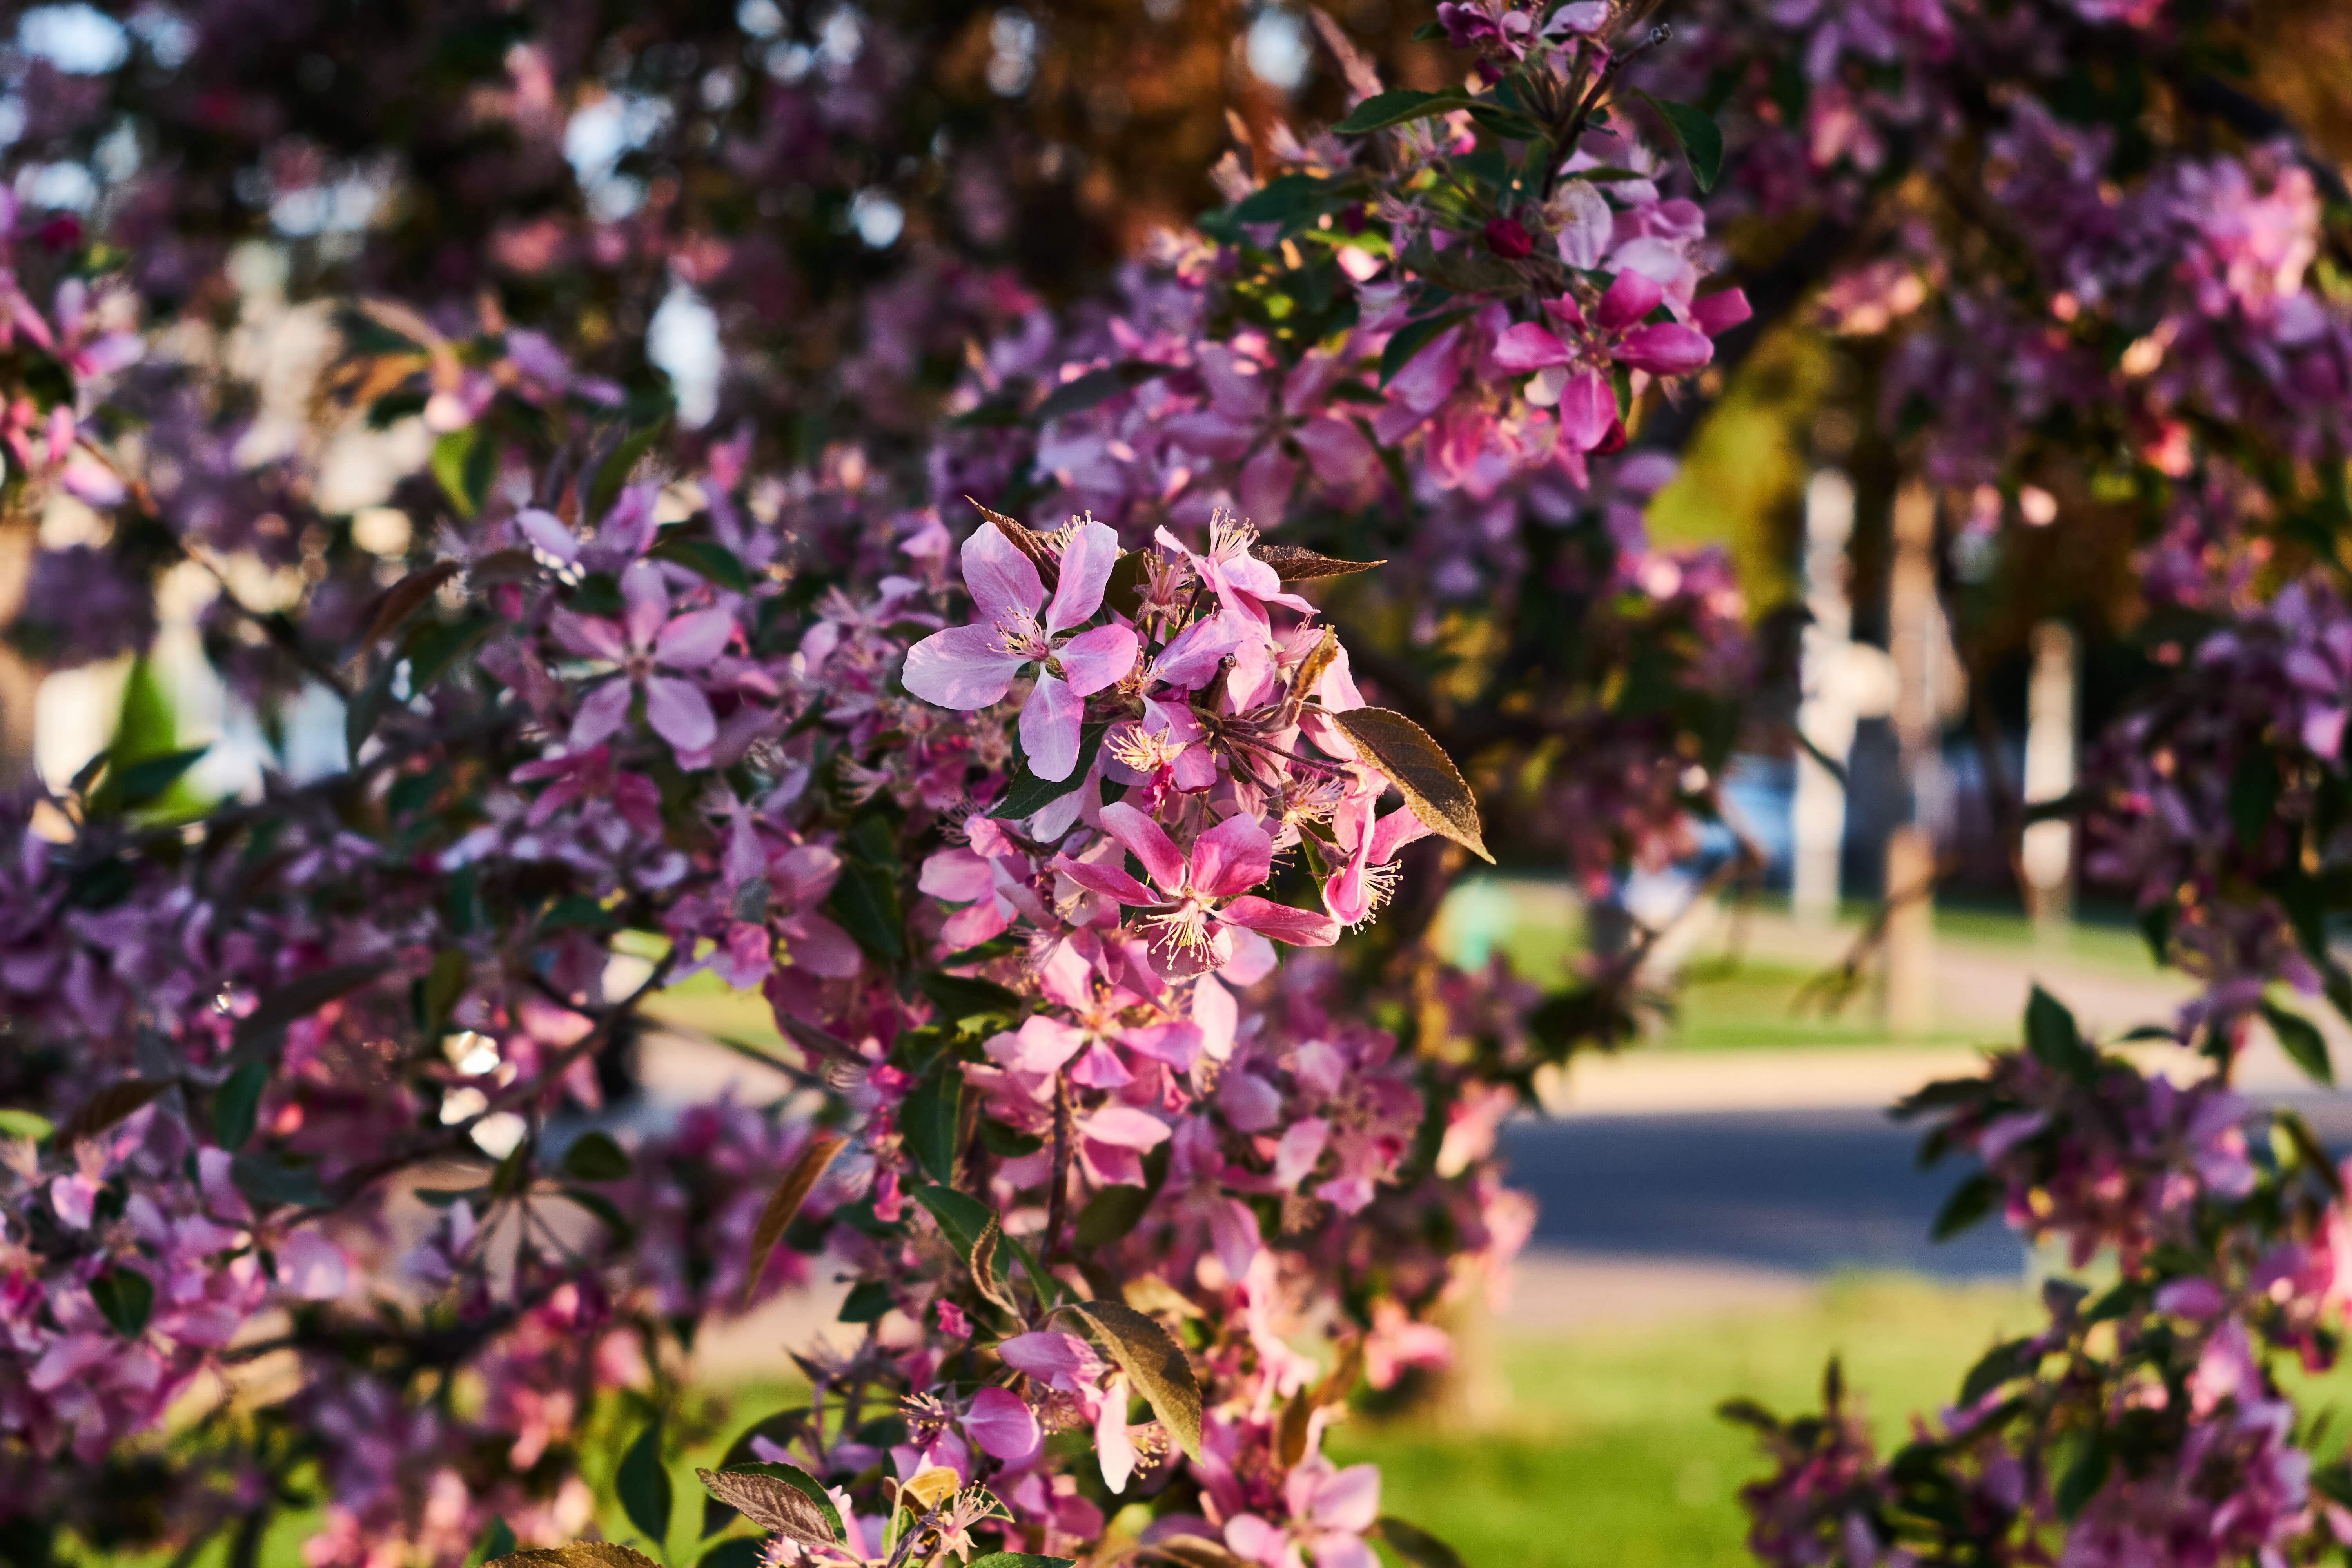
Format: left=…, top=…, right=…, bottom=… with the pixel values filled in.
left=1330, top=1276, right=2035, bottom=1568
left=1661, top=960, right=1981, bottom=1051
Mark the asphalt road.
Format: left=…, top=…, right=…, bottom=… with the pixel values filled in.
left=1501, top=1096, right=2352, bottom=1278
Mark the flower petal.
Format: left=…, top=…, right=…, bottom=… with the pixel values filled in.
left=568, top=676, right=633, bottom=748
left=1558, top=368, right=1617, bottom=452
left=1614, top=322, right=1713, bottom=376
left=902, top=625, right=1023, bottom=710
left=962, top=518, right=1045, bottom=625
left=1151, top=615, right=1241, bottom=690
left=1056, top=622, right=1139, bottom=697
left=1491, top=322, right=1573, bottom=372
left=551, top=610, right=629, bottom=663
left=620, top=561, right=671, bottom=651
left=1019, top=669, right=1083, bottom=782
left=516, top=507, right=581, bottom=564
left=644, top=674, right=717, bottom=757
left=1045, top=518, right=1121, bottom=632
left=965, top=1387, right=1042, bottom=1465
left=1098, top=802, right=1188, bottom=893
left=1190, top=813, right=1274, bottom=898
left=653, top=607, right=735, bottom=669
left=1220, top=896, right=1340, bottom=947
left=1595, top=269, right=1666, bottom=332
left=1052, top=853, right=1156, bottom=905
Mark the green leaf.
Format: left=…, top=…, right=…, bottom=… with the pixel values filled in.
left=1332, top=88, right=1474, bottom=135
left=488, top=1549, right=664, bottom=1568
left=695, top=1468, right=840, bottom=1548
left=2053, top=1432, right=2111, bottom=1522
left=1377, top=312, right=1472, bottom=389
left=1034, top=363, right=1171, bottom=423
left=1633, top=91, right=1723, bottom=192
left=826, top=860, right=904, bottom=962
left=213, top=1059, right=269, bottom=1151
left=1068, top=1298, right=1204, bottom=1461
left=589, top=420, right=669, bottom=524
left=1372, top=1518, right=1465, bottom=1568
left=1326, top=706, right=1491, bottom=862
left=1076, top=1183, right=1152, bottom=1249
left=90, top=1267, right=155, bottom=1338
left=745, top=1134, right=848, bottom=1304
left=0, top=1109, right=54, bottom=1142
left=1231, top=174, right=1346, bottom=236
left=1463, top=103, right=1546, bottom=141
left=423, top=950, right=472, bottom=1036
left=652, top=535, right=753, bottom=592
left=912, top=1182, right=994, bottom=1261
left=901, top=1073, right=962, bottom=1187
left=2261, top=999, right=2332, bottom=1085
left=559, top=1129, right=634, bottom=1181
left=2023, top=985, right=2093, bottom=1080
left=230, top=1152, right=330, bottom=1212
left=345, top=653, right=402, bottom=757
left=539, top=895, right=619, bottom=934
left=431, top=427, right=498, bottom=519
left=915, top=971, right=1023, bottom=1027
left=990, top=721, right=1111, bottom=819
left=93, top=746, right=209, bottom=815
left=838, top=1279, right=894, bottom=1322
left=701, top=1415, right=818, bottom=1536
left=473, top=1519, right=517, bottom=1566
left=2229, top=751, right=2281, bottom=850
left=557, top=1185, right=637, bottom=1245
left=1930, top=1172, right=2000, bottom=1242
left=1958, top=1338, right=2042, bottom=1406
left=1251, top=544, right=1385, bottom=582
left=617, top=1423, right=674, bottom=1552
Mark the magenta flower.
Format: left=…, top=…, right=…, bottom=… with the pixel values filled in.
left=551, top=561, right=737, bottom=768
left=1055, top=804, right=1339, bottom=976
left=901, top=519, right=1141, bottom=781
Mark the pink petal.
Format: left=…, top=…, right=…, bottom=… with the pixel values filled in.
left=1046, top=518, right=1122, bottom=632
left=1491, top=322, right=1573, bottom=372
left=568, top=677, right=633, bottom=748
left=1191, top=813, right=1274, bottom=898
left=1096, top=1373, right=1139, bottom=1493
left=1240, top=445, right=1299, bottom=521
left=654, top=607, right=736, bottom=669
left=1098, top=802, right=1188, bottom=893
left=965, top=1387, right=1043, bottom=1464
left=1595, top=269, right=1666, bottom=332
left=1151, top=616, right=1240, bottom=689
left=1020, top=670, right=1084, bottom=782
left=1558, top=369, right=1617, bottom=452
left=620, top=561, right=671, bottom=651
left=1221, top=896, right=1340, bottom=947
left=1691, top=287, right=1753, bottom=336
left=550, top=610, right=629, bottom=662
left=1083, top=1105, right=1171, bottom=1149
left=1052, top=853, right=1156, bottom=905
left=516, top=507, right=581, bottom=564
left=1614, top=322, right=1713, bottom=376
left=778, top=913, right=862, bottom=978
left=277, top=1229, right=350, bottom=1302
left=1369, top=806, right=1434, bottom=863
left=991, top=1015, right=1089, bottom=1074
left=919, top=847, right=996, bottom=902
left=1308, top=1464, right=1382, bottom=1533
left=962, top=518, right=1046, bottom=626
left=1218, top=1070, right=1283, bottom=1132
left=1297, top=416, right=1378, bottom=488
left=1056, top=623, right=1139, bottom=697
left=1118, top=1020, right=1201, bottom=1070
left=998, top=1331, right=1102, bottom=1391
left=902, top=625, right=1024, bottom=710
left=645, top=675, right=718, bottom=757
left=1070, top=1037, right=1134, bottom=1088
